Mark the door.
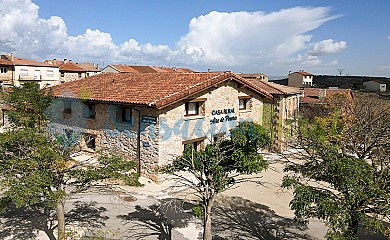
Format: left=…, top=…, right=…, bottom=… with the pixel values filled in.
left=34, top=70, right=41, bottom=80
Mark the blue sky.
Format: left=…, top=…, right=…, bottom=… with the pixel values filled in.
left=1, top=0, right=390, bottom=76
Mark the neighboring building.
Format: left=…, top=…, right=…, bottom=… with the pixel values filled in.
left=0, top=58, right=14, bottom=86
left=288, top=71, right=313, bottom=87
left=363, top=80, right=387, bottom=92
left=101, top=64, right=194, bottom=73
left=77, top=63, right=101, bottom=77
left=241, top=74, right=302, bottom=150
left=239, top=73, right=269, bottom=82
left=300, top=88, right=353, bottom=120
left=50, top=72, right=300, bottom=173
left=1, top=54, right=60, bottom=87
left=58, top=62, right=87, bottom=82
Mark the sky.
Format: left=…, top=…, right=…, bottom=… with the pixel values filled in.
left=1, top=0, right=390, bottom=77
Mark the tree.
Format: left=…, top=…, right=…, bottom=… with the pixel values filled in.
left=282, top=93, right=390, bottom=239
left=1, top=82, right=54, bottom=128
left=0, top=83, right=141, bottom=240
left=164, top=122, right=271, bottom=240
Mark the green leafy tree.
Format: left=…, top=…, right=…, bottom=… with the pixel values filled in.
left=282, top=93, right=390, bottom=239
left=164, top=122, right=271, bottom=240
left=1, top=82, right=54, bottom=128
left=0, top=83, right=141, bottom=240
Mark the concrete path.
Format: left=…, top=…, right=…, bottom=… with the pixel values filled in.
left=0, top=152, right=387, bottom=239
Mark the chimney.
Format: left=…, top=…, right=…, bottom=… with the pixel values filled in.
left=63, top=58, right=68, bottom=63
left=11, top=52, right=14, bottom=62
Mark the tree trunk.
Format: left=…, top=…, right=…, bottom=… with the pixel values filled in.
left=56, top=198, right=66, bottom=240
left=203, top=204, right=213, bottom=240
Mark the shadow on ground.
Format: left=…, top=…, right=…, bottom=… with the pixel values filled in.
left=212, top=196, right=314, bottom=240
left=117, top=198, right=196, bottom=240
left=0, top=201, right=108, bottom=240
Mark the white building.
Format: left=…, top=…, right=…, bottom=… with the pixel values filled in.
left=363, top=80, right=387, bottom=92
left=288, top=71, right=313, bottom=87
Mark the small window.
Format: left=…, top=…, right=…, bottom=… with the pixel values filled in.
left=63, top=101, right=72, bottom=115
left=84, top=103, right=96, bottom=119
left=183, top=138, right=205, bottom=152
left=0, top=67, right=7, bottom=74
left=239, top=99, right=248, bottom=110
left=78, top=72, right=82, bottom=78
left=47, top=70, right=54, bottom=77
left=20, top=69, right=28, bottom=76
left=60, top=72, right=64, bottom=77
left=213, top=133, right=225, bottom=143
left=185, top=102, right=199, bottom=116
left=117, top=106, right=132, bottom=123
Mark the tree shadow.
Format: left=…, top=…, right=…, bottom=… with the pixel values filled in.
left=0, top=201, right=108, bottom=240
left=117, top=198, right=196, bottom=240
left=212, top=196, right=315, bottom=240
left=65, top=201, right=109, bottom=232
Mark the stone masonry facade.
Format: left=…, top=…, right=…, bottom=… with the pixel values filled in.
left=51, top=79, right=267, bottom=172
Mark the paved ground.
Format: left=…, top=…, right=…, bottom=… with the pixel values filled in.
left=0, top=152, right=387, bottom=239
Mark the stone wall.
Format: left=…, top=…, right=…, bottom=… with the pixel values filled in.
left=49, top=99, right=160, bottom=172
left=158, top=80, right=266, bottom=165
left=61, top=72, right=86, bottom=82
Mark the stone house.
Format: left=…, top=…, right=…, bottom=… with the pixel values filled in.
left=1, top=54, right=60, bottom=87
left=77, top=63, right=101, bottom=77
left=50, top=72, right=300, bottom=173
left=288, top=71, right=314, bottom=87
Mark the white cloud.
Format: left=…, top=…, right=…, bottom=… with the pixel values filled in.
left=309, top=39, right=347, bottom=55
left=176, top=7, right=338, bottom=66
left=0, top=0, right=343, bottom=73
left=388, top=36, right=390, bottom=40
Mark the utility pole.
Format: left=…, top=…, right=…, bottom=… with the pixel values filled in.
left=337, top=69, right=345, bottom=87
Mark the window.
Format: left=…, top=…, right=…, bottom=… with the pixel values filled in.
left=60, top=72, right=64, bottom=77
left=20, top=69, right=28, bottom=76
left=0, top=67, right=7, bottom=74
left=84, top=103, right=96, bottom=119
left=239, top=99, right=248, bottom=110
left=47, top=70, right=54, bottom=77
left=63, top=100, right=72, bottom=115
left=183, top=137, right=205, bottom=152
left=117, top=106, right=132, bottom=123
left=213, top=133, right=225, bottom=143
left=78, top=73, right=82, bottom=78
left=185, top=102, right=199, bottom=116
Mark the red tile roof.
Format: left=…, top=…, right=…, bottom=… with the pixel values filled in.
left=290, top=71, right=313, bottom=76
left=108, top=64, right=194, bottom=73
left=77, top=63, right=100, bottom=72
left=244, top=79, right=301, bottom=95
left=301, top=88, right=353, bottom=104
left=51, top=72, right=273, bottom=109
left=59, top=62, right=87, bottom=72
left=0, top=58, right=13, bottom=66
left=2, top=55, right=57, bottom=67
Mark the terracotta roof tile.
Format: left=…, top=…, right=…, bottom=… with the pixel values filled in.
left=59, top=62, right=87, bottom=72
left=2, top=55, right=57, bottom=67
left=245, top=79, right=301, bottom=95
left=0, top=58, right=13, bottom=66
left=76, top=63, right=100, bottom=72
left=51, top=72, right=273, bottom=109
left=301, top=88, right=353, bottom=104
left=290, top=71, right=313, bottom=76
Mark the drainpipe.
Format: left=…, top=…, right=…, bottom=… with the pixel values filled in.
left=133, top=107, right=141, bottom=175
